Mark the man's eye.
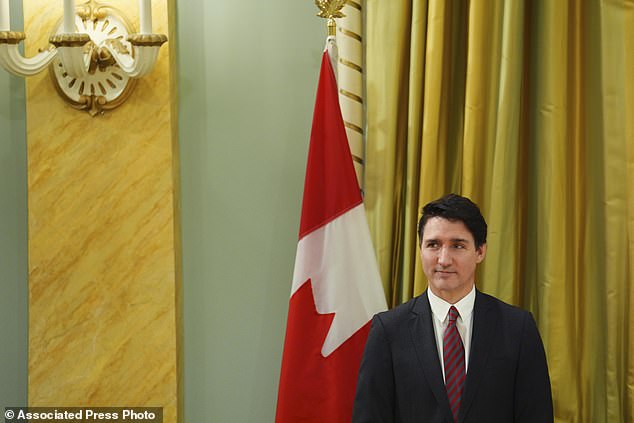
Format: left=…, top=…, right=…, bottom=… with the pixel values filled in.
left=425, top=242, right=438, bottom=248
left=453, top=244, right=465, bottom=249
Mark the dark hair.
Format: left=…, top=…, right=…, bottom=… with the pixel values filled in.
left=417, top=193, right=487, bottom=248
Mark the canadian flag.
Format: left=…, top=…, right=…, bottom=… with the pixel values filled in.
left=275, top=50, right=387, bottom=422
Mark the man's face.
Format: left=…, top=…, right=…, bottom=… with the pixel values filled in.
left=420, top=217, right=486, bottom=303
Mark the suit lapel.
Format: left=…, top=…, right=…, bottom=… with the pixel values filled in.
left=409, top=291, right=454, bottom=422
left=458, top=290, right=497, bottom=422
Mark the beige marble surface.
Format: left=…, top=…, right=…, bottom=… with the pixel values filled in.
left=24, top=1, right=180, bottom=422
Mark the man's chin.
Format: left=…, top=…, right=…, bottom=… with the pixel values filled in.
left=431, top=277, right=467, bottom=292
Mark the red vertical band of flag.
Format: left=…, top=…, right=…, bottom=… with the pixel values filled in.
left=275, top=51, right=387, bottom=423
left=298, top=53, right=362, bottom=239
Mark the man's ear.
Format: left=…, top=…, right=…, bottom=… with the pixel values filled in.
left=476, top=243, right=487, bottom=263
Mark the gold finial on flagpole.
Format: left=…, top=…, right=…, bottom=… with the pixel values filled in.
left=315, top=0, right=346, bottom=36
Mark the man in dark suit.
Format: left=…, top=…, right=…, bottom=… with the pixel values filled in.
left=352, top=194, right=553, bottom=423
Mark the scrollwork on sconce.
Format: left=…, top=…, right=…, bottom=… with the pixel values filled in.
left=0, top=0, right=168, bottom=117
left=49, top=2, right=145, bottom=116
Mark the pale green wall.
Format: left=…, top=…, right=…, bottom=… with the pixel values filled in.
left=176, top=1, right=324, bottom=421
left=0, top=2, right=28, bottom=406
left=0, top=74, right=28, bottom=407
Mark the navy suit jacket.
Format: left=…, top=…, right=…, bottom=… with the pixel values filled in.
left=352, top=290, right=553, bottom=422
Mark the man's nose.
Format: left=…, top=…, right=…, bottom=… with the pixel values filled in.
left=438, top=247, right=451, bottom=266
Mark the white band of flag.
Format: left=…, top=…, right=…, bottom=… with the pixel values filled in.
left=292, top=203, right=387, bottom=357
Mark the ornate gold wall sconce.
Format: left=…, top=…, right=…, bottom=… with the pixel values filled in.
left=0, top=0, right=167, bottom=116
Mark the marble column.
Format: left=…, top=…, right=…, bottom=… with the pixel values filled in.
left=24, top=1, right=181, bottom=422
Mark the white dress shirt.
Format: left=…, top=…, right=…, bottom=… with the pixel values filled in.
left=427, top=285, right=476, bottom=382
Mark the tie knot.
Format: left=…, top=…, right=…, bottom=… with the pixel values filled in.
left=448, top=306, right=459, bottom=324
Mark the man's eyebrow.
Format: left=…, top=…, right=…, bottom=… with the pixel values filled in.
left=422, top=237, right=471, bottom=243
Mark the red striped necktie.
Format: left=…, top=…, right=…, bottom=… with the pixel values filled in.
left=444, top=306, right=465, bottom=422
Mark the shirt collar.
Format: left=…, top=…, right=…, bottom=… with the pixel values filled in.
left=427, top=285, right=476, bottom=322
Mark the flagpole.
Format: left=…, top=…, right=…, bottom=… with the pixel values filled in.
left=315, top=0, right=343, bottom=74
left=315, top=0, right=365, bottom=191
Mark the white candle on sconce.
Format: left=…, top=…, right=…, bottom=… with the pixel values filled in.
left=63, top=0, right=75, bottom=33
left=0, top=0, right=10, bottom=31
left=139, top=0, right=152, bottom=34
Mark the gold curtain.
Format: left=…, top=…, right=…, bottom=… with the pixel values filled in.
left=364, top=0, right=634, bottom=421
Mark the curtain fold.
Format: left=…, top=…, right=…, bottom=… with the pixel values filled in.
left=364, top=1, right=411, bottom=304
left=365, top=0, right=634, bottom=421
